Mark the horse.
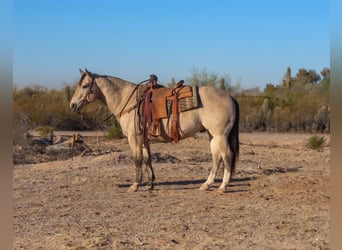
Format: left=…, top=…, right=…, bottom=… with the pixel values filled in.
left=70, top=69, right=239, bottom=193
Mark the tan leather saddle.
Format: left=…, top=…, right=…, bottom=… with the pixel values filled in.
left=142, top=78, right=195, bottom=144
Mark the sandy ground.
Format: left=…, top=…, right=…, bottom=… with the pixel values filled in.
left=13, top=132, right=330, bottom=249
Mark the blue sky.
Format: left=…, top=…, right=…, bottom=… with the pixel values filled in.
left=13, top=0, right=330, bottom=90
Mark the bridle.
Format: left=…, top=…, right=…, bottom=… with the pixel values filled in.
left=77, top=74, right=151, bottom=128
left=79, top=74, right=96, bottom=104
left=77, top=74, right=113, bottom=128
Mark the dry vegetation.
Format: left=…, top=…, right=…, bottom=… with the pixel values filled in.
left=13, top=132, right=330, bottom=249
left=13, top=67, right=330, bottom=134
left=13, top=66, right=330, bottom=249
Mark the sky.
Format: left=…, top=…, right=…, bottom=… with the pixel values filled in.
left=13, top=0, right=330, bottom=90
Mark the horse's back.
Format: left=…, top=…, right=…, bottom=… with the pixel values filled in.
left=152, top=85, right=237, bottom=141
left=198, top=86, right=235, bottom=109
left=175, top=86, right=236, bottom=137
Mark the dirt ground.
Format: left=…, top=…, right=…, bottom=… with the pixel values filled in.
left=13, top=132, right=330, bottom=249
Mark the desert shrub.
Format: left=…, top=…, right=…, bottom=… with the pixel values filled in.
left=37, top=126, right=55, bottom=137
left=106, top=125, right=123, bottom=140
left=13, top=111, right=31, bottom=145
left=306, top=135, right=326, bottom=150
left=13, top=66, right=329, bottom=133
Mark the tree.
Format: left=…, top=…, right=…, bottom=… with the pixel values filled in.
left=187, top=67, right=237, bottom=92
left=187, top=67, right=218, bottom=87
left=295, top=69, right=321, bottom=84
left=168, top=77, right=176, bottom=87
left=320, top=68, right=330, bottom=80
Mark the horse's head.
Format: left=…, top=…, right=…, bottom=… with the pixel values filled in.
left=70, top=69, right=101, bottom=112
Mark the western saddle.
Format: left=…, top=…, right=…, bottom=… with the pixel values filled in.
left=141, top=74, right=196, bottom=145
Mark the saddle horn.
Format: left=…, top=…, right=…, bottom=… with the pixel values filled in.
left=149, top=74, right=158, bottom=87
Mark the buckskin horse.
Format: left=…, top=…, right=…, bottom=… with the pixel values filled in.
left=70, top=69, right=239, bottom=193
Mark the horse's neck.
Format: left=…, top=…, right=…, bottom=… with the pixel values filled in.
left=96, top=76, right=136, bottom=116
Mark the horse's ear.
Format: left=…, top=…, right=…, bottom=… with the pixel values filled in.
left=79, top=68, right=84, bottom=75
left=85, top=68, right=93, bottom=77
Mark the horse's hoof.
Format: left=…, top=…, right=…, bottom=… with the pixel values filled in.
left=127, top=183, right=138, bottom=192
left=127, top=187, right=137, bottom=192
left=199, top=183, right=209, bottom=191
left=216, top=187, right=226, bottom=194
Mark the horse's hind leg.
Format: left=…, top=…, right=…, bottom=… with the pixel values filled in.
left=143, top=145, right=155, bottom=190
left=200, top=137, right=222, bottom=191
left=217, top=137, right=233, bottom=193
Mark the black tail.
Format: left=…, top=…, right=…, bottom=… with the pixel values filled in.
left=228, top=96, right=240, bottom=176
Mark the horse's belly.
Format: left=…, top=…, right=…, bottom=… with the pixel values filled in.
left=153, top=111, right=203, bottom=141
left=147, top=134, right=173, bottom=143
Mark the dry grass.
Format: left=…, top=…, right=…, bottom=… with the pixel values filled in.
left=13, top=132, right=330, bottom=249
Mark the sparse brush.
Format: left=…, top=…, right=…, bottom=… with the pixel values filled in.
left=307, top=135, right=326, bottom=150
left=37, top=126, right=55, bottom=138
left=106, top=125, right=123, bottom=140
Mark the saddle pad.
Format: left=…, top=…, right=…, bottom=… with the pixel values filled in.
left=166, top=85, right=200, bottom=114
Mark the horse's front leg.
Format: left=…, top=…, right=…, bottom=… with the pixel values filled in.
left=143, top=143, right=155, bottom=190
left=127, top=157, right=143, bottom=192
left=127, top=135, right=143, bottom=192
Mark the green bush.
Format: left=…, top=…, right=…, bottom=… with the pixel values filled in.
left=307, top=135, right=326, bottom=150
left=106, top=125, right=123, bottom=140
left=37, top=126, right=55, bottom=138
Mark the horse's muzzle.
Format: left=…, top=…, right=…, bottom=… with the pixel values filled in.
left=70, top=103, right=80, bottom=112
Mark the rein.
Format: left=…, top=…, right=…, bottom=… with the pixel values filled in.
left=115, top=78, right=150, bottom=119
left=115, top=84, right=140, bottom=119
left=79, top=111, right=114, bottom=129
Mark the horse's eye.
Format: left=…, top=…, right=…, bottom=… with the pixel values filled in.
left=82, top=84, right=89, bottom=89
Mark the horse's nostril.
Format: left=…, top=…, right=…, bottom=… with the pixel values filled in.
left=70, top=103, right=77, bottom=111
